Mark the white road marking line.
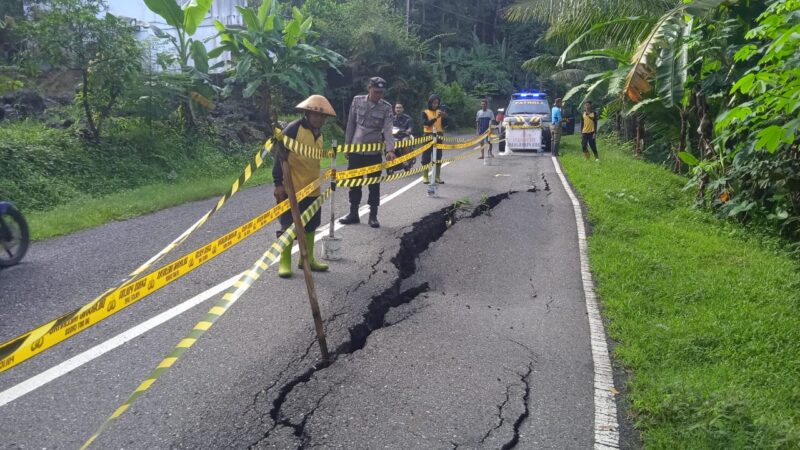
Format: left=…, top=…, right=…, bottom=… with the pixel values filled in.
left=0, top=170, right=438, bottom=408
left=551, top=156, right=620, bottom=449
left=0, top=274, right=240, bottom=408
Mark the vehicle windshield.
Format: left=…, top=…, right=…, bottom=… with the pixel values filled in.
left=507, top=99, right=550, bottom=115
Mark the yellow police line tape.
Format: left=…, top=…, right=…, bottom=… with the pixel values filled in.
left=280, top=130, right=488, bottom=162
left=334, top=130, right=492, bottom=181
left=279, top=133, right=434, bottom=161
left=130, top=140, right=275, bottom=280
left=336, top=143, right=485, bottom=188
left=0, top=171, right=327, bottom=373
left=438, top=130, right=491, bottom=149
left=334, top=140, right=434, bottom=180
left=394, top=135, right=433, bottom=149
left=334, top=141, right=386, bottom=154
left=81, top=142, right=487, bottom=447
left=80, top=189, right=331, bottom=450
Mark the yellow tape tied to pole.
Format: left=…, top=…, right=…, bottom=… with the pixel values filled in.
left=0, top=172, right=330, bottom=373
left=438, top=130, right=491, bottom=149
left=335, top=140, right=434, bottom=180
left=80, top=189, right=332, bottom=450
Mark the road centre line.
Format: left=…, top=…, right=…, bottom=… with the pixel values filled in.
left=0, top=168, right=441, bottom=408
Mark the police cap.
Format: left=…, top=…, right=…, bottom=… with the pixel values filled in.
left=368, top=76, right=387, bottom=91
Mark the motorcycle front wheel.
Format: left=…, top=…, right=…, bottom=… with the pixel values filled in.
left=0, top=205, right=30, bottom=267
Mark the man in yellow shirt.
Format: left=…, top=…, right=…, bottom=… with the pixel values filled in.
left=581, top=101, right=599, bottom=161
left=272, top=95, right=335, bottom=278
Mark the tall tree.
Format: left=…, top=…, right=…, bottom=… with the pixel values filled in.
left=144, top=0, right=216, bottom=127
left=22, top=0, right=143, bottom=140
left=213, top=0, right=343, bottom=127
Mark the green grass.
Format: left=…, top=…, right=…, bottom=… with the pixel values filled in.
left=2, top=116, right=352, bottom=240
left=27, top=151, right=347, bottom=240
left=26, top=165, right=273, bottom=241
left=559, top=135, right=800, bottom=449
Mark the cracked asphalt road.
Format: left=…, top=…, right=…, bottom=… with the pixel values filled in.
left=0, top=148, right=602, bottom=449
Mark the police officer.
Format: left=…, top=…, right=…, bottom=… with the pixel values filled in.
left=339, top=77, right=396, bottom=228
left=272, top=95, right=336, bottom=278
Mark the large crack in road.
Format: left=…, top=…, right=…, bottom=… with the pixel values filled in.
left=246, top=191, right=523, bottom=448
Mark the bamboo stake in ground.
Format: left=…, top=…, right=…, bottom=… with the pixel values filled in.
left=275, top=141, right=330, bottom=363
left=323, top=140, right=342, bottom=261
left=329, top=141, right=338, bottom=238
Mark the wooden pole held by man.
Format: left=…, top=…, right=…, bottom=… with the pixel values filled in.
left=275, top=141, right=330, bottom=362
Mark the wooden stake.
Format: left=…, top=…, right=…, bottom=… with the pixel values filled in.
left=329, top=140, right=337, bottom=237
left=275, top=141, right=330, bottom=363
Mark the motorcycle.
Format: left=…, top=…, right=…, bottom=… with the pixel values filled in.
left=0, top=201, right=29, bottom=267
left=388, top=126, right=416, bottom=175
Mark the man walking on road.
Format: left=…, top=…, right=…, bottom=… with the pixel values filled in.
left=339, top=77, right=396, bottom=228
left=476, top=99, right=494, bottom=159
left=551, top=98, right=563, bottom=156
left=272, top=95, right=336, bottom=278
left=581, top=100, right=599, bottom=161
left=393, top=103, right=414, bottom=135
left=420, top=94, right=447, bottom=184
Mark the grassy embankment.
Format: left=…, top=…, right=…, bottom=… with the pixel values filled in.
left=559, top=135, right=800, bottom=449
left=1, top=119, right=346, bottom=240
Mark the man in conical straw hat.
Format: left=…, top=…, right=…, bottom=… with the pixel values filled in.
left=272, top=95, right=336, bottom=278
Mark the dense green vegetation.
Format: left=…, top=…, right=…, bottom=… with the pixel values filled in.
left=2, top=2, right=798, bottom=445
left=0, top=118, right=260, bottom=212
left=512, top=0, right=800, bottom=239
left=1, top=0, right=535, bottom=222
left=560, top=135, right=800, bottom=449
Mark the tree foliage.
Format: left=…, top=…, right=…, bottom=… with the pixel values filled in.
left=713, top=0, right=800, bottom=236
left=21, top=0, right=143, bottom=140
left=144, top=0, right=216, bottom=126
left=301, top=0, right=434, bottom=121
left=213, top=0, right=343, bottom=127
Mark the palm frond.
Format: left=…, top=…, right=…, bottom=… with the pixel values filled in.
left=622, top=8, right=683, bottom=102
left=551, top=69, right=589, bottom=84
left=521, top=54, right=560, bottom=75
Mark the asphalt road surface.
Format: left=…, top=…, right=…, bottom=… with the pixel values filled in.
left=0, top=146, right=620, bottom=449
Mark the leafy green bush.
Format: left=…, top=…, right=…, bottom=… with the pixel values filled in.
left=302, top=0, right=436, bottom=122
left=0, top=118, right=257, bottom=212
left=713, top=0, right=800, bottom=239
left=434, top=81, right=481, bottom=130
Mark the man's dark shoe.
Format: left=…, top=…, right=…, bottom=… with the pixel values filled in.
left=339, top=205, right=360, bottom=225
left=368, top=214, right=380, bottom=228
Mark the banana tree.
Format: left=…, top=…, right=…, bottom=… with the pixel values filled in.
left=558, top=0, right=728, bottom=166
left=144, top=0, right=215, bottom=126
left=211, top=0, right=343, bottom=128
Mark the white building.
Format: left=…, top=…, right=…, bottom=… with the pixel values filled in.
left=105, top=0, right=247, bottom=69
left=20, top=0, right=248, bottom=69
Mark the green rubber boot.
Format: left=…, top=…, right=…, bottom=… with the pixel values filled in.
left=434, top=164, right=444, bottom=184
left=422, top=169, right=430, bottom=184
left=299, top=232, right=329, bottom=272
left=278, top=238, right=293, bottom=278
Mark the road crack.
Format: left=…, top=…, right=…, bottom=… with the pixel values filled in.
left=248, top=192, right=518, bottom=448
left=352, top=248, right=386, bottom=293
left=500, top=362, right=534, bottom=450
left=480, top=383, right=512, bottom=443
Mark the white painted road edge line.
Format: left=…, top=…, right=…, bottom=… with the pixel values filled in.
left=551, top=156, right=620, bottom=449
left=0, top=170, right=437, bottom=408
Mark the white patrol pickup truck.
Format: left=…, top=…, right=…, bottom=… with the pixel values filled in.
left=501, top=92, right=552, bottom=153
